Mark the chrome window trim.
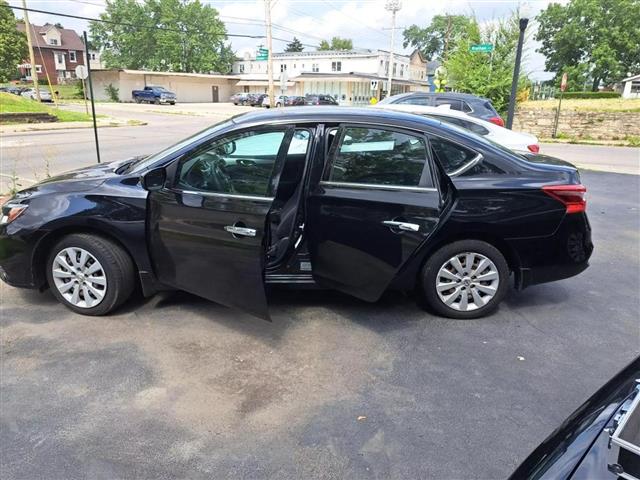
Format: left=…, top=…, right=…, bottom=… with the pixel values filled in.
left=178, top=190, right=274, bottom=202
left=447, top=153, right=483, bottom=177
left=319, top=181, right=437, bottom=193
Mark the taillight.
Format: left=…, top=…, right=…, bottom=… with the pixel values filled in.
left=542, top=184, right=587, bottom=214
left=527, top=144, right=540, bottom=153
left=489, top=116, right=504, bottom=127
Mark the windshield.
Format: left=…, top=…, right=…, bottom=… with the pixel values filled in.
left=130, top=119, right=233, bottom=173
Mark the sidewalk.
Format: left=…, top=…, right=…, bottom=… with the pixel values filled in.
left=0, top=118, right=146, bottom=135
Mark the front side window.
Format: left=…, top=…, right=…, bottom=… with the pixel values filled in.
left=326, top=126, right=430, bottom=187
left=430, top=137, right=479, bottom=175
left=176, top=130, right=287, bottom=196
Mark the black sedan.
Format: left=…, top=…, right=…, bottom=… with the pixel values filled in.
left=0, top=108, right=592, bottom=319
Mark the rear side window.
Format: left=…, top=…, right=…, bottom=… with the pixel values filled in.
left=396, top=96, right=430, bottom=106
left=430, top=137, right=479, bottom=175
left=326, top=126, right=430, bottom=187
left=435, top=98, right=464, bottom=111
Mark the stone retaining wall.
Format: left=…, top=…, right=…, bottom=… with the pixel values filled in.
left=513, top=109, right=640, bottom=140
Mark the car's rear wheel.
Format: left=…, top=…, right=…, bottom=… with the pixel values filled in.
left=46, top=234, right=135, bottom=316
left=420, top=240, right=509, bottom=319
left=134, top=97, right=141, bottom=103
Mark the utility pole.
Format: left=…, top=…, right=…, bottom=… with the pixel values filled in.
left=264, top=0, right=275, bottom=108
left=21, top=0, right=41, bottom=102
left=506, top=4, right=530, bottom=130
left=385, top=0, right=401, bottom=99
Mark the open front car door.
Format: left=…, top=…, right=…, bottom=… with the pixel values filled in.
left=146, top=126, right=298, bottom=320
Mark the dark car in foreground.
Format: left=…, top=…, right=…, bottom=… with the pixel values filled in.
left=0, top=107, right=592, bottom=319
left=511, top=356, right=640, bottom=480
left=380, top=92, right=504, bottom=126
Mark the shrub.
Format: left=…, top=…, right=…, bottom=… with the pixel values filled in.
left=105, top=83, right=119, bottom=102
left=561, top=91, right=621, bottom=99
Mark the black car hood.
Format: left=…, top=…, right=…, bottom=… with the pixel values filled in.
left=15, top=157, right=144, bottom=198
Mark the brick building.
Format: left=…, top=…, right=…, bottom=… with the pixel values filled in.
left=16, top=22, right=86, bottom=85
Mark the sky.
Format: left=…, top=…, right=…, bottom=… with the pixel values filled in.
left=7, top=0, right=567, bottom=81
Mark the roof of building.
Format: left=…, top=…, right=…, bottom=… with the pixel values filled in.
left=622, top=73, right=640, bottom=82
left=100, top=69, right=237, bottom=79
left=16, top=22, right=85, bottom=51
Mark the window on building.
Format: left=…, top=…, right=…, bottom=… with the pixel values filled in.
left=69, top=51, right=76, bottom=62
left=49, top=38, right=58, bottom=45
left=280, top=64, right=287, bottom=72
left=239, top=64, right=245, bottom=73
left=393, top=63, right=397, bottom=76
left=90, top=53, right=96, bottom=60
left=326, top=127, right=430, bottom=187
left=331, top=61, right=341, bottom=72
left=56, top=53, right=64, bottom=64
left=631, top=81, right=640, bottom=93
left=385, top=61, right=389, bottom=74
left=312, top=63, right=319, bottom=72
left=35, top=65, right=42, bottom=73
left=400, top=65, right=404, bottom=77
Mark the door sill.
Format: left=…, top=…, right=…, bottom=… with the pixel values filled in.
left=265, top=274, right=316, bottom=284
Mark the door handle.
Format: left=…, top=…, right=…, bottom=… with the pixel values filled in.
left=224, top=225, right=257, bottom=237
left=382, top=220, right=420, bottom=232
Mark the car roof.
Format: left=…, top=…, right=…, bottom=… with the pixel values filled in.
left=231, top=106, right=454, bottom=131
left=382, top=91, right=490, bottom=103
left=375, top=104, right=485, bottom=122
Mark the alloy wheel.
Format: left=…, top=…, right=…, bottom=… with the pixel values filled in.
left=435, top=252, right=499, bottom=312
left=51, top=247, right=107, bottom=308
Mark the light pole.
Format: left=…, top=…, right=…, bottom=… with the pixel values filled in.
left=385, top=0, right=401, bottom=99
left=506, top=4, right=530, bottom=130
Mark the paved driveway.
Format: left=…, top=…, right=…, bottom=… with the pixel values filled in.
left=1, top=170, right=638, bottom=479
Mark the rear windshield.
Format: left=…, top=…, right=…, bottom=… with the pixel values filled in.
left=484, top=101, right=498, bottom=115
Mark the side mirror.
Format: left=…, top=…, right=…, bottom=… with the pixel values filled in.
left=141, top=167, right=166, bottom=191
left=222, top=140, right=236, bottom=156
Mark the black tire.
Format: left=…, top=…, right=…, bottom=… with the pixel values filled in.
left=134, top=97, right=141, bottom=104
left=46, top=234, right=136, bottom=316
left=154, top=98, right=160, bottom=105
left=420, top=240, right=509, bottom=319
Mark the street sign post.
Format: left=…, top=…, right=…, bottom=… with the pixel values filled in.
left=469, top=43, right=493, bottom=53
left=75, top=65, right=89, bottom=115
left=256, top=48, right=268, bottom=61
left=553, top=72, right=568, bottom=138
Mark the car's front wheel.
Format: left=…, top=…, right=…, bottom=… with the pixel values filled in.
left=46, top=234, right=135, bottom=316
left=421, top=240, right=509, bottom=319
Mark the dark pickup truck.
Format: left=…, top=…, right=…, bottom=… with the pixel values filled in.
left=131, top=86, right=176, bottom=105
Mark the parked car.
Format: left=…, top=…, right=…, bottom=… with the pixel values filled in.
left=248, top=93, right=267, bottom=106
left=0, top=107, right=592, bottom=320
left=305, top=94, right=339, bottom=106
left=379, top=92, right=504, bottom=126
left=285, top=95, right=306, bottom=106
left=131, top=86, right=176, bottom=105
left=20, top=88, right=52, bottom=102
left=261, top=95, right=288, bottom=108
left=0, top=86, right=24, bottom=96
left=375, top=103, right=540, bottom=153
left=510, top=356, right=640, bottom=480
left=230, top=93, right=253, bottom=106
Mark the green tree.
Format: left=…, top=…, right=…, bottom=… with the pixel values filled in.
left=318, top=36, right=353, bottom=51
left=90, top=0, right=234, bottom=73
left=536, top=0, right=640, bottom=90
left=284, top=36, right=304, bottom=52
left=0, top=1, right=28, bottom=82
left=402, top=14, right=474, bottom=60
left=444, top=14, right=526, bottom=114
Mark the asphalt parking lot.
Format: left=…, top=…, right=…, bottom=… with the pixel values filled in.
left=1, top=169, right=639, bottom=479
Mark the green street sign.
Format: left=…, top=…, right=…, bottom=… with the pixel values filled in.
left=469, top=43, right=493, bottom=53
left=256, top=48, right=269, bottom=61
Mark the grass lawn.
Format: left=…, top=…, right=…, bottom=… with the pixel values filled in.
left=0, top=92, right=93, bottom=122
left=520, top=98, right=640, bottom=112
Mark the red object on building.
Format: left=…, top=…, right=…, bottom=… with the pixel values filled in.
left=16, top=22, right=86, bottom=85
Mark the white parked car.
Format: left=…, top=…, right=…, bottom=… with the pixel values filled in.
left=21, top=88, right=53, bottom=103
left=374, top=103, right=540, bottom=154
left=261, top=95, right=287, bottom=108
